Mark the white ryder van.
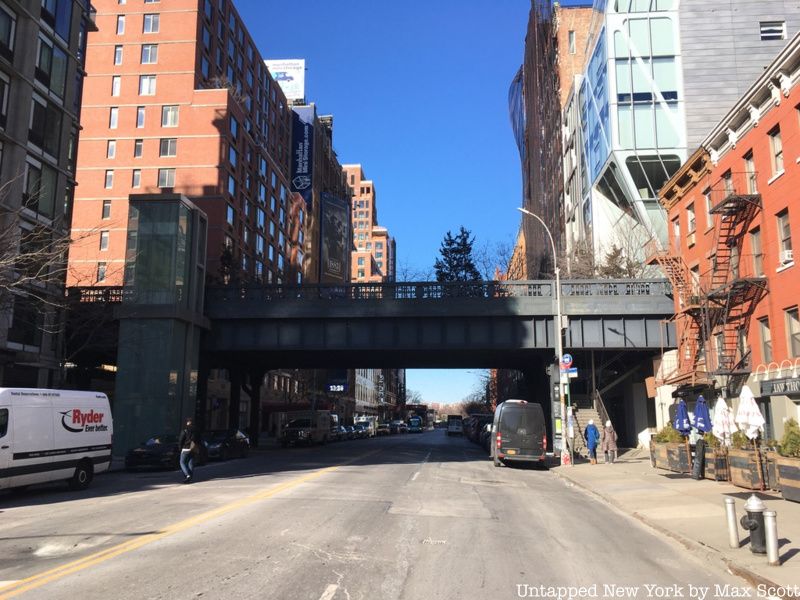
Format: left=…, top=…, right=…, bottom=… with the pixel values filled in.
left=0, top=388, right=113, bottom=492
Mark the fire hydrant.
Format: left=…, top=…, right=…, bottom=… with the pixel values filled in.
left=740, top=494, right=767, bottom=554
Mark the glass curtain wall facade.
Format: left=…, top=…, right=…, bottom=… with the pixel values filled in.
left=580, top=0, right=683, bottom=260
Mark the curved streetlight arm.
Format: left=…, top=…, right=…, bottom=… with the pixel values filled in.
left=517, top=207, right=558, bottom=275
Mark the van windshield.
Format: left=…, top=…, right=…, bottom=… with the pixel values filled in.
left=287, top=419, right=311, bottom=428
left=499, top=407, right=538, bottom=433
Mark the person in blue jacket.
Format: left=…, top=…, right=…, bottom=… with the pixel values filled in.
left=584, top=419, right=600, bottom=465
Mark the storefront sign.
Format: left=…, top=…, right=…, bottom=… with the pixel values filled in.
left=760, top=377, right=800, bottom=396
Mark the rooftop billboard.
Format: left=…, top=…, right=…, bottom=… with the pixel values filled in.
left=265, top=59, right=306, bottom=102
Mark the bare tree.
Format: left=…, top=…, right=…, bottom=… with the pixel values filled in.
left=406, top=388, right=424, bottom=404
left=395, top=260, right=433, bottom=282
left=474, top=237, right=515, bottom=281
left=560, top=237, right=596, bottom=279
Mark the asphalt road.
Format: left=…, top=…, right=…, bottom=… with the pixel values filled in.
left=0, top=432, right=753, bottom=600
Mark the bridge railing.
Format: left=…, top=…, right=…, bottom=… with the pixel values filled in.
left=204, top=279, right=672, bottom=303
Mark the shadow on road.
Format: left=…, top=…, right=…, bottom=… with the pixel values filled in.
left=0, top=431, right=494, bottom=508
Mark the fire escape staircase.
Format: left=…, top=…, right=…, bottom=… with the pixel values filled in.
left=706, top=180, right=767, bottom=377
left=645, top=243, right=706, bottom=385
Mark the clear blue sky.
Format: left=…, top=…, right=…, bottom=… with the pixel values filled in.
left=238, top=1, right=537, bottom=403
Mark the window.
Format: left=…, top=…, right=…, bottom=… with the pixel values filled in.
left=159, top=137, right=177, bottom=157
left=787, top=308, right=800, bottom=357
left=226, top=204, right=234, bottom=225
left=228, top=145, right=237, bottom=167
left=134, top=138, right=143, bottom=157
left=99, top=230, right=109, bottom=251
left=143, top=14, right=159, bottom=34
left=751, top=227, right=763, bottom=276
left=161, top=105, right=178, bottom=127
left=107, top=139, right=116, bottom=158
left=136, top=106, right=145, bottom=127
left=114, top=44, right=123, bottom=65
left=141, top=44, right=158, bottom=64
left=758, top=317, right=772, bottom=363
left=760, top=21, right=786, bottom=41
left=144, top=0, right=159, bottom=3
left=230, top=116, right=238, bottom=139
left=24, top=158, right=57, bottom=218
left=0, top=408, right=8, bottom=438
left=36, top=37, right=68, bottom=98
left=97, top=262, right=107, bottom=283
left=357, top=257, right=365, bottom=266
left=568, top=30, right=576, bottom=54
left=0, top=4, right=15, bottom=59
left=111, top=75, right=121, bottom=96
left=777, top=209, right=793, bottom=260
left=109, top=106, right=119, bottom=128
left=131, top=169, right=141, bottom=187
left=139, top=74, right=156, bottom=95
left=687, top=203, right=696, bottom=235
left=157, top=168, right=175, bottom=187
left=744, top=151, right=757, bottom=194
left=116, top=15, right=125, bottom=35
left=29, top=95, right=62, bottom=156
left=104, top=170, right=113, bottom=188
left=769, top=126, right=784, bottom=175
left=0, top=72, right=8, bottom=128
left=102, top=199, right=111, bottom=219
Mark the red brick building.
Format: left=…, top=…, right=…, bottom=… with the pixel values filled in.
left=68, top=0, right=301, bottom=287
left=654, top=33, right=800, bottom=439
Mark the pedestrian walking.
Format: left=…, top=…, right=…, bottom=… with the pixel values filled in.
left=179, top=417, right=198, bottom=483
left=601, top=419, right=618, bottom=464
left=584, top=419, right=600, bottom=464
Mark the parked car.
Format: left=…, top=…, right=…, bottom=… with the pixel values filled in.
left=376, top=423, right=391, bottom=436
left=389, top=421, right=401, bottom=434
left=204, top=429, right=249, bottom=460
left=491, top=399, right=546, bottom=468
left=336, top=425, right=349, bottom=440
left=125, top=434, right=183, bottom=470
left=398, top=422, right=409, bottom=434
left=344, top=425, right=357, bottom=440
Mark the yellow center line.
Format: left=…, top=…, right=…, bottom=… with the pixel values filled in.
left=0, top=449, right=381, bottom=599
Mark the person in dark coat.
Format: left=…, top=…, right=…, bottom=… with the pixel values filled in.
left=178, top=418, right=197, bottom=483
left=584, top=419, right=600, bottom=465
left=601, top=420, right=618, bottom=464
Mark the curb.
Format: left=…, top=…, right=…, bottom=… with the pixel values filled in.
left=550, top=468, right=784, bottom=591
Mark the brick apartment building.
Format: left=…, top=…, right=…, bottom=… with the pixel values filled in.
left=0, top=0, right=96, bottom=387
left=68, top=0, right=301, bottom=289
left=653, top=33, right=800, bottom=439
left=343, top=164, right=395, bottom=283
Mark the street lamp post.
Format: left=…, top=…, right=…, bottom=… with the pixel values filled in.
left=517, top=207, right=570, bottom=466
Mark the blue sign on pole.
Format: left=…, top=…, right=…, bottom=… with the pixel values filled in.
left=560, top=354, right=573, bottom=369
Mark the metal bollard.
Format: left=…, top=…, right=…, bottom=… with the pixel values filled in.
left=725, top=498, right=740, bottom=549
left=740, top=494, right=767, bottom=554
left=764, top=510, right=779, bottom=566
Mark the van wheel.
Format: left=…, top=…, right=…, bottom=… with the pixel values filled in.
left=69, top=460, right=94, bottom=490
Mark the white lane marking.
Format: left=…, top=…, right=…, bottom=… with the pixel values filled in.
left=319, top=584, right=338, bottom=600
left=0, top=582, right=19, bottom=588
left=411, top=471, right=420, bottom=481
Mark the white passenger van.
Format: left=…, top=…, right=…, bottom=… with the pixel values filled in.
left=0, top=388, right=113, bottom=491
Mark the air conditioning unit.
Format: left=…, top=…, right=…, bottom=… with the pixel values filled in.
left=687, top=231, right=696, bottom=247
left=781, top=249, right=794, bottom=264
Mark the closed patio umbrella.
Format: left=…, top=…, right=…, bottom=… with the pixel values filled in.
left=673, top=398, right=691, bottom=436
left=712, top=396, right=734, bottom=446
left=735, top=385, right=765, bottom=441
left=735, top=385, right=766, bottom=490
left=692, top=395, right=712, bottom=433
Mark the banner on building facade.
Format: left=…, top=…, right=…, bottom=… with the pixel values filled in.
left=291, top=106, right=315, bottom=210
left=320, top=192, right=350, bottom=284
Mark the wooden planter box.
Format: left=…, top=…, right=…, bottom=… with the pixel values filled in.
left=728, top=448, right=769, bottom=490
left=651, top=442, right=689, bottom=473
left=775, top=455, right=800, bottom=503
left=702, top=449, right=729, bottom=481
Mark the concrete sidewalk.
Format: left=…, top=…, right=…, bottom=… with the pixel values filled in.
left=552, top=450, right=800, bottom=591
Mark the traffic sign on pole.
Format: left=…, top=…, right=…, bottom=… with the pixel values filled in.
left=560, top=353, right=573, bottom=370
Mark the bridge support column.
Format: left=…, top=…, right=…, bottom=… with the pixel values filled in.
left=243, top=368, right=266, bottom=448
left=229, top=367, right=242, bottom=431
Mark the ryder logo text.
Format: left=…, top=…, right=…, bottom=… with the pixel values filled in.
left=60, top=409, right=109, bottom=433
